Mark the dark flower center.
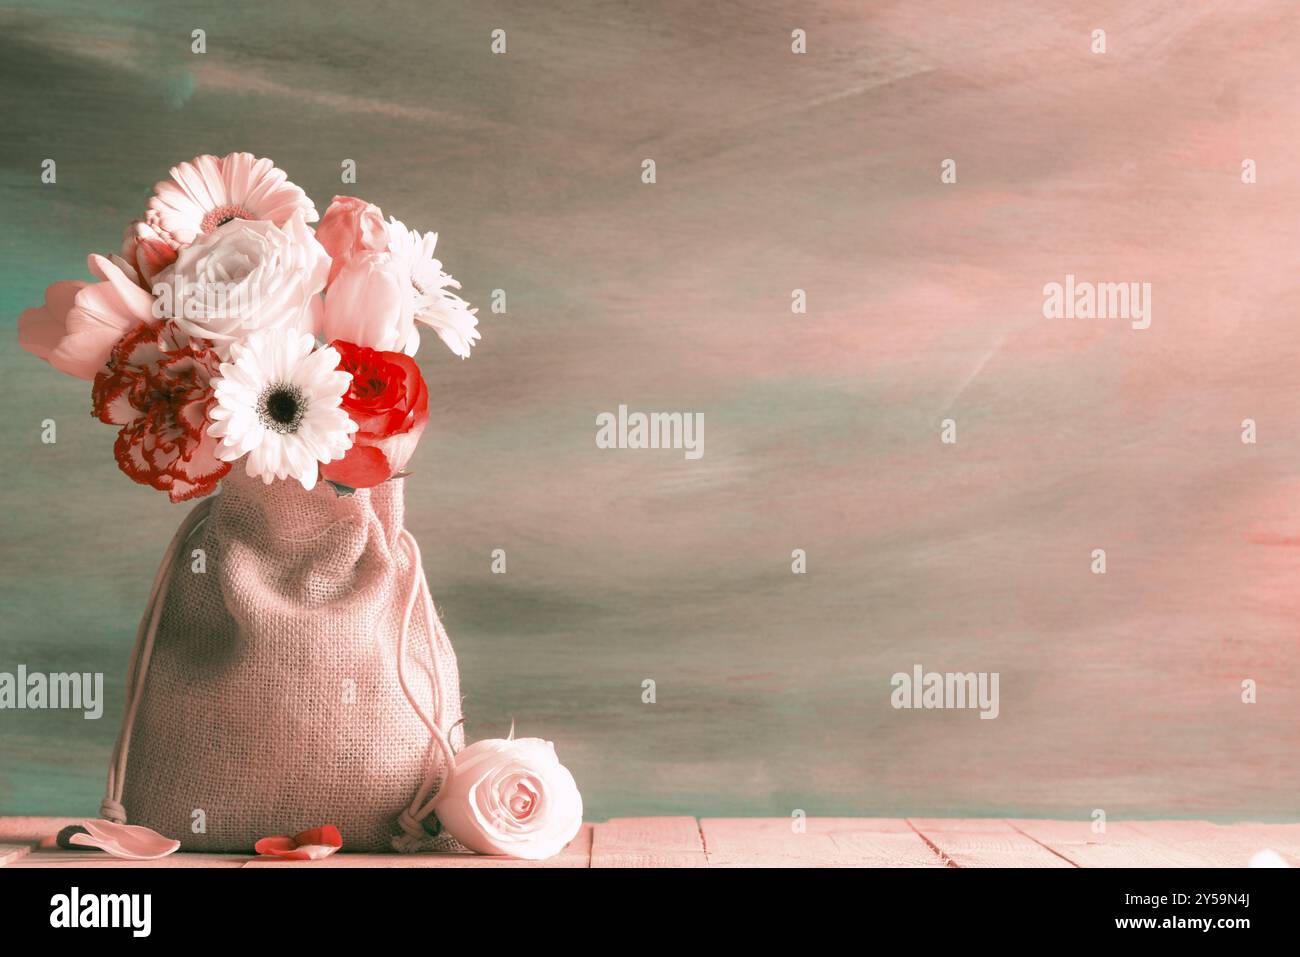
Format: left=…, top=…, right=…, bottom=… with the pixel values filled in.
left=257, top=384, right=306, bottom=434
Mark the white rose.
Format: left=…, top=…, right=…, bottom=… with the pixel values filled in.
left=434, top=737, right=583, bottom=861
left=154, top=212, right=329, bottom=353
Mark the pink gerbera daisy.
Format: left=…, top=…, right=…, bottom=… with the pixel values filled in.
left=146, top=152, right=318, bottom=245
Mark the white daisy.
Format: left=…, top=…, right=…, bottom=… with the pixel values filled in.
left=207, top=330, right=356, bottom=491
left=386, top=217, right=481, bottom=358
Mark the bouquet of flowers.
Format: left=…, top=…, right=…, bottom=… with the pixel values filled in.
left=20, top=151, right=480, bottom=498
left=18, top=153, right=582, bottom=861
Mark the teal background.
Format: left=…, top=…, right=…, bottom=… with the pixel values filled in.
left=2, top=1, right=1299, bottom=823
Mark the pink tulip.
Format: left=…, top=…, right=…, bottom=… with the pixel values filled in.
left=17, top=280, right=86, bottom=366
left=318, top=252, right=416, bottom=355
left=19, top=255, right=153, bottom=379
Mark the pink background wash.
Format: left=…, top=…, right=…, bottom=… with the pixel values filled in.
left=0, top=1, right=1298, bottom=820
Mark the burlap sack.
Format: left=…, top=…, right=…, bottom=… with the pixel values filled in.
left=100, top=468, right=464, bottom=852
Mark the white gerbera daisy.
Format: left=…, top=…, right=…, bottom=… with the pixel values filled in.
left=207, top=330, right=356, bottom=491
left=386, top=217, right=481, bottom=358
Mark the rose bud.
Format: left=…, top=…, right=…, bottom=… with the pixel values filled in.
left=316, top=195, right=389, bottom=286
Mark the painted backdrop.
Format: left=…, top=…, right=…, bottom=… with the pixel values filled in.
left=1, top=0, right=1298, bottom=821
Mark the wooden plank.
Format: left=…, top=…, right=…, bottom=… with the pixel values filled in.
left=0, top=817, right=97, bottom=867
left=1, top=844, right=37, bottom=867
left=909, top=819, right=1074, bottom=868
left=824, top=819, right=953, bottom=868
left=591, top=817, right=706, bottom=867
left=12, top=849, right=248, bottom=868
left=701, top=818, right=947, bottom=867
left=2, top=818, right=1298, bottom=867
left=240, top=823, right=594, bottom=868
left=0, top=816, right=83, bottom=848
left=0, top=816, right=590, bottom=868
left=1008, top=819, right=1210, bottom=868
left=1123, top=821, right=1300, bottom=868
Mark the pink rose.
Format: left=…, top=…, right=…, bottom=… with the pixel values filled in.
left=434, top=737, right=583, bottom=861
left=317, top=195, right=388, bottom=286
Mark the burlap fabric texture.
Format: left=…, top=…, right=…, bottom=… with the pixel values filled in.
left=100, top=468, right=464, bottom=852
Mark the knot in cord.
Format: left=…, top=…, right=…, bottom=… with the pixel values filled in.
left=391, top=808, right=435, bottom=853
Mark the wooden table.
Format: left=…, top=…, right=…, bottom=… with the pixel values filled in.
left=4, top=817, right=1298, bottom=867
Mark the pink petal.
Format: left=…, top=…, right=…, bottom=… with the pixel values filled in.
left=86, top=253, right=155, bottom=315
left=72, top=820, right=180, bottom=860
left=320, top=443, right=392, bottom=489
left=223, top=151, right=254, bottom=207
left=18, top=280, right=87, bottom=367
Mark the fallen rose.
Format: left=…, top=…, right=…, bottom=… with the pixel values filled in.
left=433, top=736, right=583, bottom=861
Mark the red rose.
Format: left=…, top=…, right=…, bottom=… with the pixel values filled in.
left=320, top=339, right=429, bottom=489
left=91, top=322, right=230, bottom=502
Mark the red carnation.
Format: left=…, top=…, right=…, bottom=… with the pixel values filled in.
left=321, top=339, right=429, bottom=490
left=91, top=322, right=230, bottom=502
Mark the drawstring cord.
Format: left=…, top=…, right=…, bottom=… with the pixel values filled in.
left=392, top=529, right=458, bottom=852
left=101, top=497, right=214, bottom=824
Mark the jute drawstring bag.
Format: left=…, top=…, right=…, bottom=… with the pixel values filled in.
left=99, top=468, right=464, bottom=852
